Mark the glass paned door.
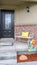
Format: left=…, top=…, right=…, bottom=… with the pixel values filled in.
left=1, top=10, right=14, bottom=38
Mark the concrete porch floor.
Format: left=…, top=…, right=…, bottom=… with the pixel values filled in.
left=0, top=38, right=37, bottom=65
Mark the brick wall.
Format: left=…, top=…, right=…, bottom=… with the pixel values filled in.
left=15, top=24, right=37, bottom=42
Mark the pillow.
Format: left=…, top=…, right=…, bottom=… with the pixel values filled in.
left=22, top=32, right=29, bottom=38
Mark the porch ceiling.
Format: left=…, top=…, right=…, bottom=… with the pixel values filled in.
left=0, top=0, right=37, bottom=6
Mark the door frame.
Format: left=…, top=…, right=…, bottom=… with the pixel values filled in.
left=1, top=9, right=14, bottom=38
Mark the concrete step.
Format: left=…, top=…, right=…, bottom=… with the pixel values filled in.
left=0, top=42, right=13, bottom=46
left=0, top=46, right=15, bottom=51
left=0, top=51, right=17, bottom=58
left=0, top=38, right=14, bottom=42
left=0, top=59, right=17, bottom=64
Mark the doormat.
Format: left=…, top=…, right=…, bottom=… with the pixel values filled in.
left=17, top=53, right=37, bottom=62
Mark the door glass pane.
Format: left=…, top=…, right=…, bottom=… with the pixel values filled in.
left=5, top=13, right=11, bottom=30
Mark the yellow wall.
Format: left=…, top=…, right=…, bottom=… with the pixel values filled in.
left=15, top=2, right=37, bottom=25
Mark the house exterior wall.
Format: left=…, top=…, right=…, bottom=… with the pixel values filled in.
left=0, top=2, right=37, bottom=41
left=14, top=3, right=37, bottom=42
left=0, top=3, right=37, bottom=25
left=15, top=3, right=37, bottom=25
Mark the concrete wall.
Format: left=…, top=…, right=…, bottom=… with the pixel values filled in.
left=15, top=2, right=37, bottom=25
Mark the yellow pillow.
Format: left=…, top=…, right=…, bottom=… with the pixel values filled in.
left=22, top=32, right=29, bottom=38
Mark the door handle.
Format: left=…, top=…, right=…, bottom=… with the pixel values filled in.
left=4, top=31, right=6, bottom=32
left=9, top=31, right=11, bottom=32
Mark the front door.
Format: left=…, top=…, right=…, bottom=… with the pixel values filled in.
left=1, top=10, right=14, bottom=38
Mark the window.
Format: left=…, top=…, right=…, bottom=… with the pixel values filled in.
left=5, top=13, right=11, bottom=30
